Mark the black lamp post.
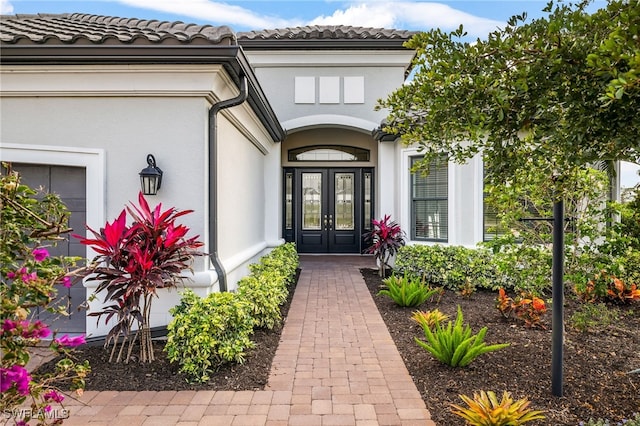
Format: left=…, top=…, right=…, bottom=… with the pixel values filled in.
left=139, top=154, right=163, bottom=195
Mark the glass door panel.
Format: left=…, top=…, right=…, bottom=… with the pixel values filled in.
left=302, top=172, right=322, bottom=230
left=334, top=172, right=354, bottom=230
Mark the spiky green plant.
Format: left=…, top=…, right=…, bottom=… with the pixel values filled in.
left=378, top=273, right=441, bottom=307
left=415, top=306, right=509, bottom=367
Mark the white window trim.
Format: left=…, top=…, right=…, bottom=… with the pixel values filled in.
left=0, top=143, right=106, bottom=257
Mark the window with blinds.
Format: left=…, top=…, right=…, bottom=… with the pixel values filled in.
left=410, top=156, right=448, bottom=242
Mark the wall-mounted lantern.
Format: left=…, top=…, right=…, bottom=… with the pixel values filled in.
left=139, top=154, right=163, bottom=195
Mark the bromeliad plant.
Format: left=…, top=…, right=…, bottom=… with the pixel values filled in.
left=364, top=215, right=406, bottom=277
left=74, top=192, right=203, bottom=363
left=415, top=306, right=509, bottom=367
left=378, top=273, right=442, bottom=307
left=411, top=309, right=449, bottom=329
left=450, top=390, right=545, bottom=426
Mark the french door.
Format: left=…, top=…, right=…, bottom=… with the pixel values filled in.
left=286, top=168, right=373, bottom=253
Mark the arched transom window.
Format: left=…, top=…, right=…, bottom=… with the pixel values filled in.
left=288, top=145, right=370, bottom=162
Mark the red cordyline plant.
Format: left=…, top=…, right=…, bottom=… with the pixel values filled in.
left=364, top=215, right=406, bottom=277
left=74, top=192, right=203, bottom=363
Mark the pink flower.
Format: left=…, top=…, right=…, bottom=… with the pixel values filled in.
left=32, top=248, right=50, bottom=262
left=17, top=267, right=38, bottom=283
left=43, top=390, right=65, bottom=403
left=2, top=319, right=17, bottom=333
left=0, top=365, right=31, bottom=395
left=6, top=271, right=16, bottom=279
left=54, top=334, right=86, bottom=348
left=27, top=320, right=51, bottom=339
left=61, top=276, right=72, bottom=288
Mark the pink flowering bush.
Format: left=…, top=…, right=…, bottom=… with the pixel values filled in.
left=1, top=163, right=89, bottom=424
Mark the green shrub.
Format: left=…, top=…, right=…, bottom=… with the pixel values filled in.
left=237, top=274, right=288, bottom=330
left=165, top=243, right=299, bottom=383
left=395, top=245, right=504, bottom=291
left=238, top=243, right=298, bottom=329
left=248, top=243, right=299, bottom=285
left=165, top=290, right=255, bottom=383
left=378, top=273, right=441, bottom=307
left=415, top=306, right=509, bottom=367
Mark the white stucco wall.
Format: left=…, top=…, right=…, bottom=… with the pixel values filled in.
left=243, top=50, right=413, bottom=132
left=0, top=64, right=280, bottom=337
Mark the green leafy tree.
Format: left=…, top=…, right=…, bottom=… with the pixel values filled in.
left=378, top=0, right=639, bottom=195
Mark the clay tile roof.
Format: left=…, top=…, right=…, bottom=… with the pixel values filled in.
left=237, top=25, right=417, bottom=49
left=0, top=13, right=237, bottom=45
left=238, top=25, right=415, bottom=40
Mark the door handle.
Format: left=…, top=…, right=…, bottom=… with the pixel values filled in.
left=328, top=215, right=333, bottom=230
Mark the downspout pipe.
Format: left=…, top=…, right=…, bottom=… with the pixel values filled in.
left=209, top=75, right=248, bottom=292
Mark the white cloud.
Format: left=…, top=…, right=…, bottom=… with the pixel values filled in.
left=308, top=2, right=504, bottom=37
left=1, top=0, right=14, bottom=14
left=117, top=0, right=300, bottom=29
left=117, top=0, right=504, bottom=36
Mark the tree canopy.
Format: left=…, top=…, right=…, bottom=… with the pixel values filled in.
left=379, top=0, right=639, bottom=196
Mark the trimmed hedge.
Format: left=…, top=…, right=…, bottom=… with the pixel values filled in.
left=395, top=245, right=505, bottom=291
left=165, top=243, right=299, bottom=382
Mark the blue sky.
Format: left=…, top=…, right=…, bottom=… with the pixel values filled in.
left=2, top=0, right=637, bottom=185
left=1, top=0, right=604, bottom=38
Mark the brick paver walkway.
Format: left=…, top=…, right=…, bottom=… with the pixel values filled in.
left=35, top=255, right=435, bottom=426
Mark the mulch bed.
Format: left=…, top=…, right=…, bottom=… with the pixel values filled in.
left=38, top=268, right=639, bottom=425
left=37, top=273, right=299, bottom=392
left=361, top=268, right=640, bottom=425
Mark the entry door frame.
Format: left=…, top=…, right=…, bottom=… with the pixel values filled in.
left=283, top=167, right=374, bottom=254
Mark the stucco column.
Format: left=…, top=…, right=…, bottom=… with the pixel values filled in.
left=377, top=141, right=398, bottom=220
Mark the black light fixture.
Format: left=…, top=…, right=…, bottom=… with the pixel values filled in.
left=139, top=154, right=163, bottom=195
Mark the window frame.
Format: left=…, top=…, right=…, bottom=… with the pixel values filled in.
left=410, top=155, right=449, bottom=242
